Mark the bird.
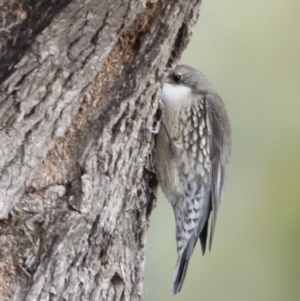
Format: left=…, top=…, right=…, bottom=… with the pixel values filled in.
left=155, top=64, right=231, bottom=295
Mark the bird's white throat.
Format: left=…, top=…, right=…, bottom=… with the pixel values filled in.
left=162, top=83, right=192, bottom=114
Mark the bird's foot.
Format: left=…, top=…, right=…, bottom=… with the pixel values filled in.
left=152, top=121, right=161, bottom=134
left=144, top=165, right=156, bottom=176
left=137, top=165, right=158, bottom=211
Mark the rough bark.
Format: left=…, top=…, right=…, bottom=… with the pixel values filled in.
left=0, top=0, right=201, bottom=300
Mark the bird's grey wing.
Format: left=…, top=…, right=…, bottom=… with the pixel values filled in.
left=205, top=93, right=231, bottom=250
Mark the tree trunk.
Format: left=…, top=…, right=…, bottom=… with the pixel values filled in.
left=0, top=0, right=201, bottom=300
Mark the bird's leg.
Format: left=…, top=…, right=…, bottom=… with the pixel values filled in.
left=162, top=119, right=181, bottom=157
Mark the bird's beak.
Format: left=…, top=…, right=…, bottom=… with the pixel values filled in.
left=164, top=77, right=171, bottom=84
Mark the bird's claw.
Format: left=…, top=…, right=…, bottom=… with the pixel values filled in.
left=144, top=165, right=156, bottom=176
left=152, top=121, right=161, bottom=134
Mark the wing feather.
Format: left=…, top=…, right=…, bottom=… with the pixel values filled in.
left=205, top=93, right=231, bottom=250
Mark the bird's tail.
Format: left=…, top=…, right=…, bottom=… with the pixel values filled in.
left=172, top=235, right=198, bottom=295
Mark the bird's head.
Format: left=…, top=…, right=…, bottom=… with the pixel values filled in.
left=162, top=65, right=216, bottom=109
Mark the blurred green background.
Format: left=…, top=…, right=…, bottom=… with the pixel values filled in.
left=144, top=0, right=300, bottom=300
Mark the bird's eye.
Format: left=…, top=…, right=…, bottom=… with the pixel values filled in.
left=173, top=74, right=182, bottom=83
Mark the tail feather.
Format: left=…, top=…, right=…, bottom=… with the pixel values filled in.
left=172, top=236, right=198, bottom=295
left=199, top=217, right=209, bottom=255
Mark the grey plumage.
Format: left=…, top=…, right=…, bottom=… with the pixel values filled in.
left=155, top=65, right=231, bottom=295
